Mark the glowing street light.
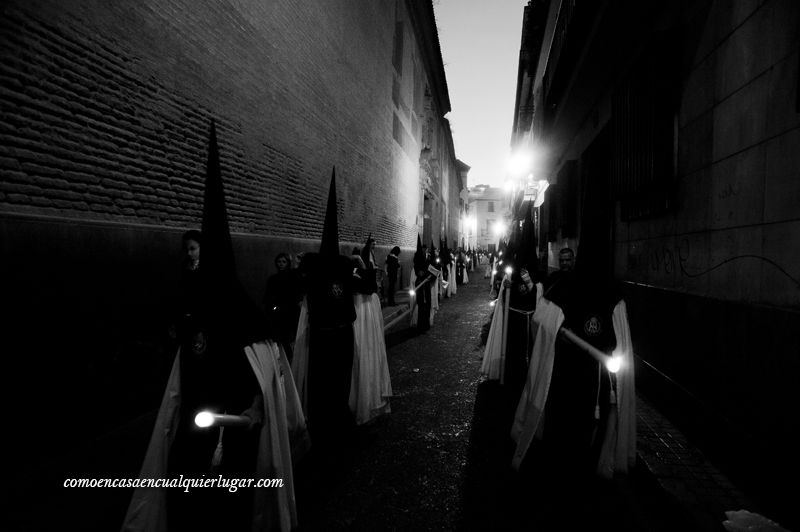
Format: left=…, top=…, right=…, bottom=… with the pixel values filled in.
left=508, top=150, right=533, bottom=177
left=491, top=220, right=507, bottom=238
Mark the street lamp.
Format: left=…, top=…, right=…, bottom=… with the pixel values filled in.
left=507, top=150, right=533, bottom=177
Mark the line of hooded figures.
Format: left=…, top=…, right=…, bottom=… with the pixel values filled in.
left=121, top=123, right=473, bottom=532
left=122, top=123, right=637, bottom=531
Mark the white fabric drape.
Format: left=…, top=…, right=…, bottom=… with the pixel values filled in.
left=596, top=300, right=637, bottom=476
left=480, top=286, right=506, bottom=381
left=122, top=341, right=300, bottom=532
left=349, top=293, right=393, bottom=425
left=291, top=297, right=310, bottom=417
left=509, top=298, right=637, bottom=475
left=510, top=299, right=564, bottom=470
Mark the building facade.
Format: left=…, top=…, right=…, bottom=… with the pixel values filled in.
left=511, top=0, right=799, bottom=526
left=0, top=0, right=465, bottom=481
left=467, top=185, right=510, bottom=252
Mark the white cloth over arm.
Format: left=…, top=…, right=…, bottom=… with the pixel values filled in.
left=349, top=293, right=393, bottom=424
left=121, top=352, right=182, bottom=532
left=276, top=344, right=310, bottom=463
left=244, top=341, right=298, bottom=532
left=291, top=296, right=310, bottom=417
left=596, top=299, right=637, bottom=476
left=480, top=286, right=507, bottom=380
left=122, top=341, right=300, bottom=532
left=510, top=299, right=564, bottom=470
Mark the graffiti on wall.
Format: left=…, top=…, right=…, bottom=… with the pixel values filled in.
left=630, top=237, right=800, bottom=290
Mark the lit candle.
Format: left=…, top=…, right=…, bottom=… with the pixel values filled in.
left=194, top=411, right=251, bottom=428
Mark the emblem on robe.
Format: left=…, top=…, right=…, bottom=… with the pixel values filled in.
left=330, top=282, right=344, bottom=298
left=583, top=315, right=602, bottom=336
left=190, top=330, right=207, bottom=356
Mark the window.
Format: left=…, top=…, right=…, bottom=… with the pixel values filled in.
left=611, top=36, right=677, bottom=220
left=488, top=201, right=495, bottom=213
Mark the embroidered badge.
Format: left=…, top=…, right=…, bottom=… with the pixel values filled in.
left=330, top=282, right=344, bottom=298
left=583, top=315, right=602, bottom=336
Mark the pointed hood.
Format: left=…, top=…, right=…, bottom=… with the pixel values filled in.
left=413, top=234, right=426, bottom=272
left=320, top=167, right=340, bottom=257
left=199, top=120, right=269, bottom=345
left=201, top=120, right=236, bottom=281
left=515, top=206, right=539, bottom=280
left=504, top=218, right=521, bottom=269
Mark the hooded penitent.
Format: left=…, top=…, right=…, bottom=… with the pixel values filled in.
left=444, top=237, right=453, bottom=266
left=512, top=204, right=540, bottom=284
left=511, top=165, right=635, bottom=478
left=413, top=234, right=427, bottom=274
left=304, top=168, right=356, bottom=328
left=199, top=120, right=271, bottom=347
left=124, top=121, right=300, bottom=532
left=299, top=167, right=357, bottom=445
left=410, top=234, right=432, bottom=331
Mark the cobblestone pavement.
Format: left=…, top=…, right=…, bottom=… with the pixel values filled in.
left=293, top=280, right=694, bottom=531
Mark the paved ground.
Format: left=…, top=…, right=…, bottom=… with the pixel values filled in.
left=293, top=279, right=694, bottom=531
left=10, top=275, right=777, bottom=531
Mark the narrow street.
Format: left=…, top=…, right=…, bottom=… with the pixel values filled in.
left=293, top=279, right=693, bottom=531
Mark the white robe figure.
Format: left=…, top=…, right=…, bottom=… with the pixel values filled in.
left=122, top=341, right=301, bottom=532
left=349, top=292, right=393, bottom=424
left=481, top=279, right=544, bottom=381
left=431, top=270, right=440, bottom=316
left=447, top=262, right=457, bottom=296
left=510, top=299, right=636, bottom=475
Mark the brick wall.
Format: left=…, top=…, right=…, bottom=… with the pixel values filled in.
left=1, top=0, right=454, bottom=484
left=0, top=0, right=427, bottom=247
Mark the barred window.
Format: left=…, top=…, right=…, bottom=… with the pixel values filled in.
left=611, top=37, right=677, bottom=221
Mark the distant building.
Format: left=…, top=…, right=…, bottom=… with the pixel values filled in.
left=467, top=185, right=510, bottom=252
left=511, top=0, right=799, bottom=527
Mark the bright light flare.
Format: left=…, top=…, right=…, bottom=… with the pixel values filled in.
left=491, top=221, right=507, bottom=238
left=409, top=289, right=416, bottom=297
left=504, top=266, right=513, bottom=276
left=489, top=300, right=496, bottom=307
left=492, top=269, right=497, bottom=276
left=195, top=411, right=215, bottom=428
left=508, top=150, right=533, bottom=176
left=606, top=355, right=622, bottom=373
